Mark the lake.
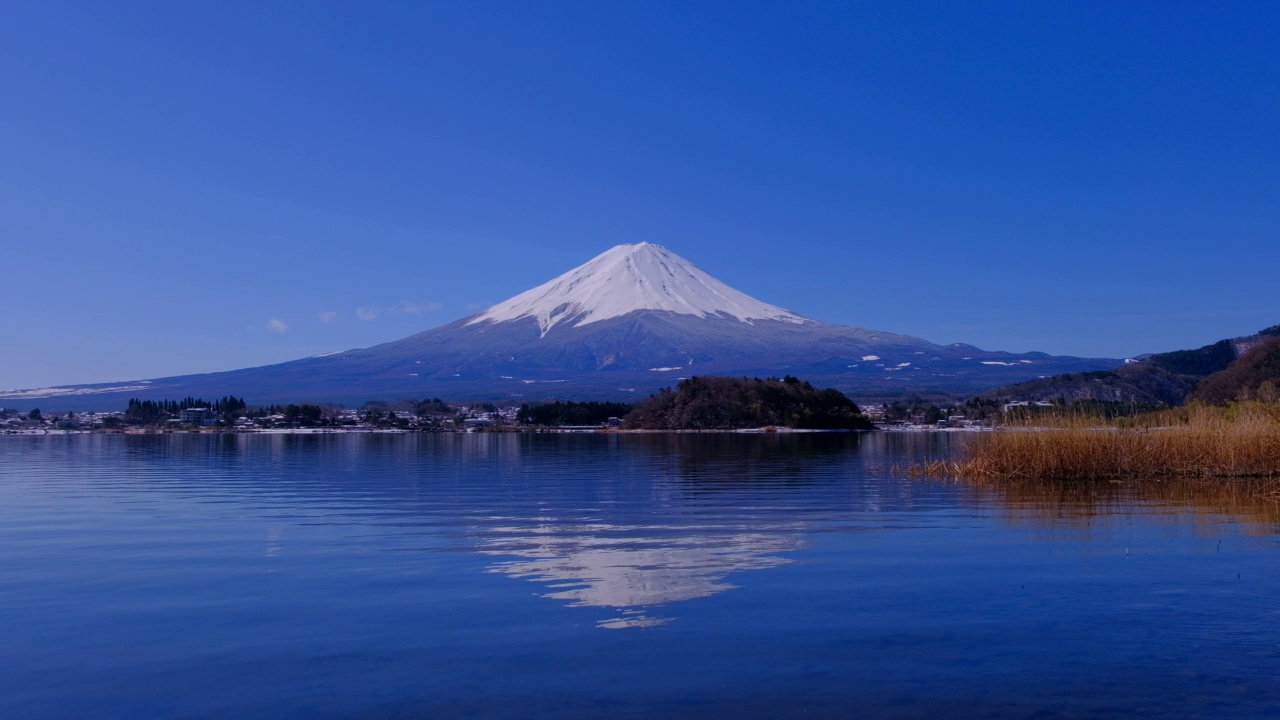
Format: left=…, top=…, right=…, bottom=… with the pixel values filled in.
left=1, top=432, right=1277, bottom=719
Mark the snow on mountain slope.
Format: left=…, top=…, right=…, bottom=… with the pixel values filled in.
left=467, top=242, right=808, bottom=336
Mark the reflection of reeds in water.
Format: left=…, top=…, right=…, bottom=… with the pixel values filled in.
left=956, top=476, right=1280, bottom=531
left=909, top=403, right=1280, bottom=482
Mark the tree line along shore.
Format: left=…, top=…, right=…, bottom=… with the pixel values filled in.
left=3, top=376, right=875, bottom=434
left=10, top=375, right=1280, bottom=489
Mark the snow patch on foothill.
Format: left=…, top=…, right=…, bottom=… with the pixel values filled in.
left=0, top=384, right=154, bottom=400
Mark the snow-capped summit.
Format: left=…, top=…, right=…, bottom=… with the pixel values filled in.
left=467, top=242, right=808, bottom=336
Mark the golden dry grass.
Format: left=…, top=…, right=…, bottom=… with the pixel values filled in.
left=908, top=402, right=1280, bottom=481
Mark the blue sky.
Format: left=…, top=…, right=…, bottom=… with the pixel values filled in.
left=3, top=1, right=1278, bottom=389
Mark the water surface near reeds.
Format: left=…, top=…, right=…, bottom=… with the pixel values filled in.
left=1, top=432, right=1278, bottom=719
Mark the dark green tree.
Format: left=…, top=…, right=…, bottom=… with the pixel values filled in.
left=626, top=376, right=872, bottom=430
left=517, top=401, right=634, bottom=426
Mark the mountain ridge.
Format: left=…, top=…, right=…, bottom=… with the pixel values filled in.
left=975, top=325, right=1280, bottom=407
left=1, top=244, right=1124, bottom=409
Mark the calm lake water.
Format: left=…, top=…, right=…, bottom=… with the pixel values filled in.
left=2, top=433, right=1278, bottom=719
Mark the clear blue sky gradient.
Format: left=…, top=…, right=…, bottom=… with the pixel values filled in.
left=3, top=1, right=1278, bottom=388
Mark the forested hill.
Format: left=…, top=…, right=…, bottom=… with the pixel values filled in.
left=1189, top=335, right=1280, bottom=403
left=974, top=325, right=1280, bottom=407
left=626, top=376, right=873, bottom=430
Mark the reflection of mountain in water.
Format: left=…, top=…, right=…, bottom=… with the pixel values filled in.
left=481, top=521, right=802, bottom=628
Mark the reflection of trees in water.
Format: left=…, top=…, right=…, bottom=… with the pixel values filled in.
left=116, top=432, right=541, bottom=486
left=626, top=432, right=865, bottom=489
left=110, top=431, right=875, bottom=503
left=112, top=431, right=892, bottom=492
left=956, top=476, right=1280, bottom=533
left=120, top=431, right=348, bottom=467
left=624, top=433, right=963, bottom=521
left=865, top=431, right=967, bottom=470
left=103, top=432, right=962, bottom=526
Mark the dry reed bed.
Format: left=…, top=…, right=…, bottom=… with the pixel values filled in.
left=909, top=403, right=1280, bottom=482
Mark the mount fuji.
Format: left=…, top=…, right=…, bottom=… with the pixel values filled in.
left=5, top=243, right=1122, bottom=408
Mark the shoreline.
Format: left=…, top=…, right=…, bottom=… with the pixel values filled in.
left=3, top=425, right=900, bottom=437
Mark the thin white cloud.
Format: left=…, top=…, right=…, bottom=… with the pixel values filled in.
left=354, top=300, right=443, bottom=320
left=318, top=311, right=339, bottom=323
left=266, top=318, right=288, bottom=333
left=398, top=300, right=443, bottom=314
